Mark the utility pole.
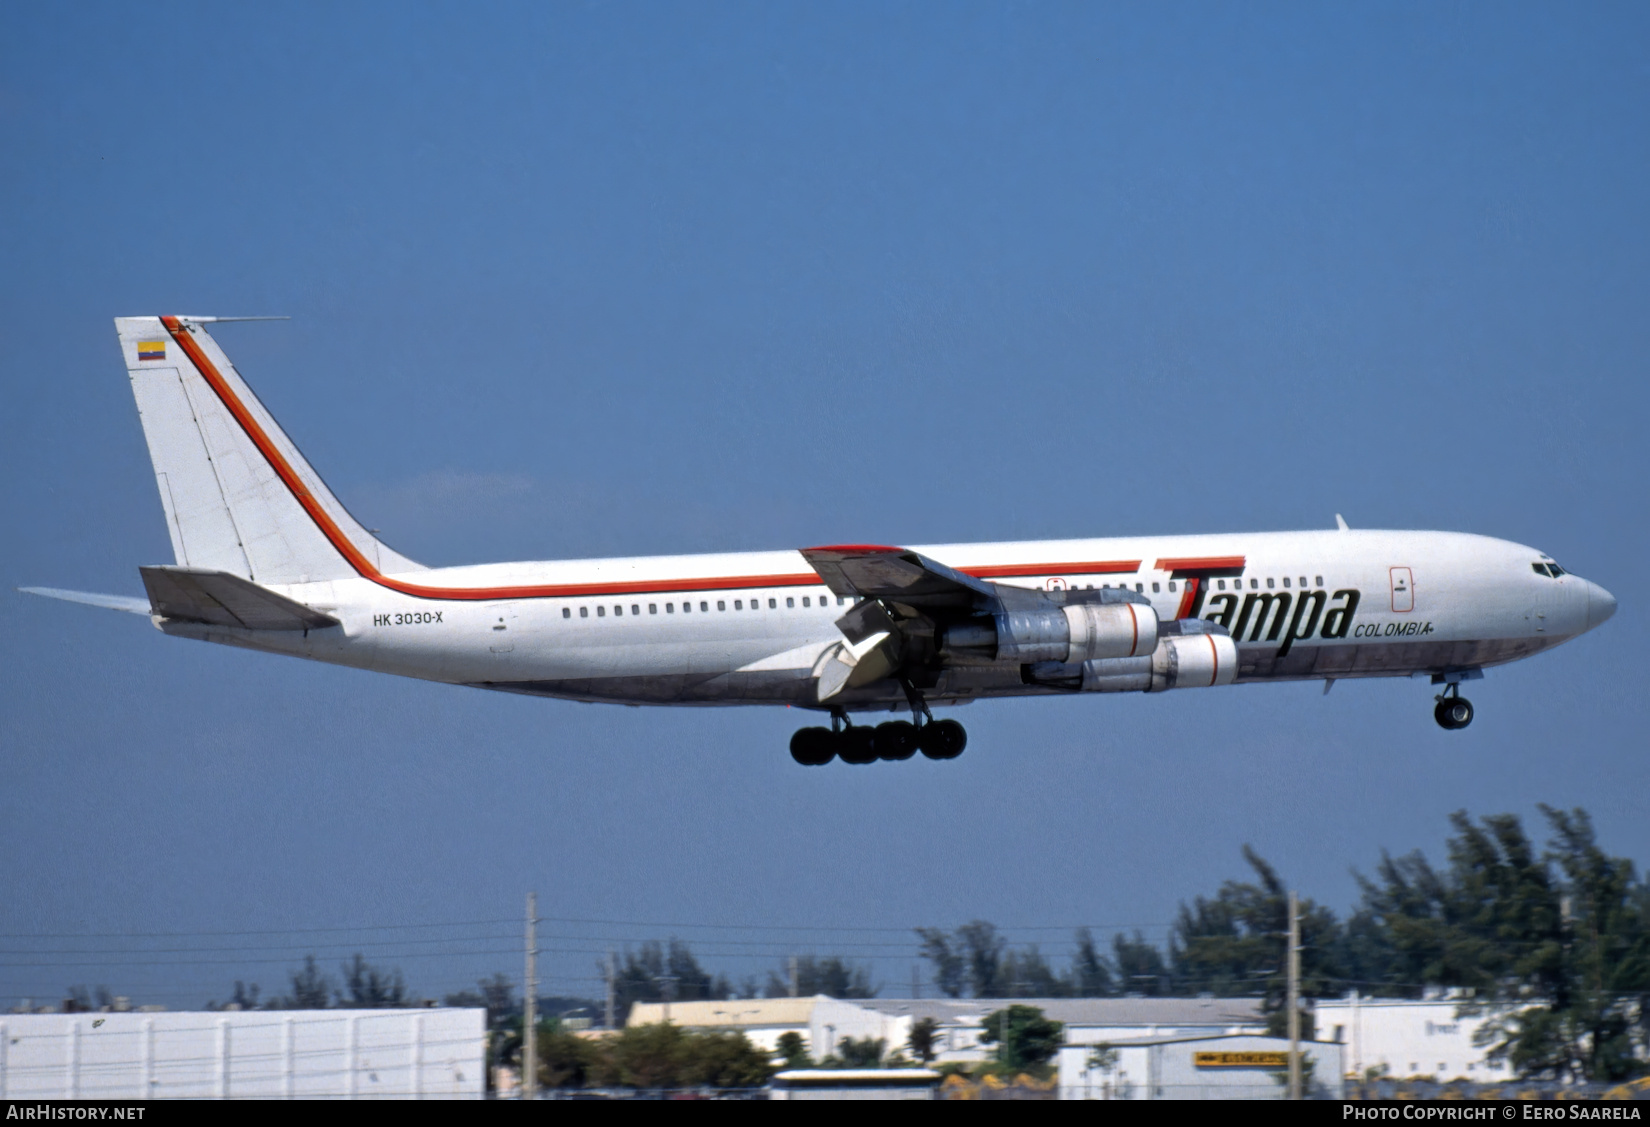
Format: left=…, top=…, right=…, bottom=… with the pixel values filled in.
left=524, top=892, right=538, bottom=1102
left=1287, top=889, right=1301, bottom=1101
left=658, top=975, right=677, bottom=1026
left=605, top=950, right=616, bottom=1031
left=789, top=955, right=798, bottom=999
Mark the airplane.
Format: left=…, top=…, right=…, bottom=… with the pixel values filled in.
left=21, top=316, right=1618, bottom=765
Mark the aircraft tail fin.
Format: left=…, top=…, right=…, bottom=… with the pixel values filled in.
left=115, top=317, right=423, bottom=585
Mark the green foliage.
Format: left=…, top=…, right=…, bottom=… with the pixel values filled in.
left=1112, top=931, right=1169, bottom=996
left=337, top=953, right=407, bottom=1008
left=579, top=1023, right=772, bottom=1090
left=775, top=1030, right=812, bottom=1069
left=975, top=1004, right=1064, bottom=1069
left=609, top=940, right=732, bottom=1017
left=1169, top=845, right=1334, bottom=1034
left=764, top=955, right=877, bottom=999
left=915, top=922, right=1116, bottom=998
left=837, top=1036, right=884, bottom=1067
left=907, top=1016, right=940, bottom=1063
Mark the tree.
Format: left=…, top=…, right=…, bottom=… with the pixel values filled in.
left=289, top=955, right=331, bottom=1009
left=837, top=1036, right=884, bottom=1067
left=1169, top=845, right=1337, bottom=1034
left=1071, top=929, right=1115, bottom=997
left=958, top=921, right=1006, bottom=997
left=998, top=945, right=1067, bottom=998
left=976, top=1005, right=1064, bottom=1070
left=609, top=940, right=731, bottom=1020
left=775, top=1031, right=813, bottom=1069
left=763, top=955, right=877, bottom=999
left=915, top=928, right=967, bottom=998
left=1111, top=932, right=1168, bottom=996
left=443, top=973, right=516, bottom=1030
left=907, top=1017, right=940, bottom=1063
left=585, top=1023, right=772, bottom=1090
left=337, top=954, right=408, bottom=1007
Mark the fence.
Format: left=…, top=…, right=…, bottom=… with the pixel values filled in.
left=0, top=1009, right=485, bottom=1099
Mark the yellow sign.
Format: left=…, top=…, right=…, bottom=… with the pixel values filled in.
left=1194, top=1051, right=1290, bottom=1068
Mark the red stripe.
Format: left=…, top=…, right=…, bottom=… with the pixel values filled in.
left=1155, top=555, right=1245, bottom=572
left=160, top=317, right=1146, bottom=602
left=969, top=560, right=1139, bottom=579
left=1174, top=577, right=1200, bottom=620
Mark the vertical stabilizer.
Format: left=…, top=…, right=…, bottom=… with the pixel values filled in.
left=116, top=317, right=423, bottom=584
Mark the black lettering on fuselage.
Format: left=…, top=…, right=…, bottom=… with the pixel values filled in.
left=1278, top=589, right=1327, bottom=656
left=1203, top=593, right=1239, bottom=629
left=1233, top=591, right=1292, bottom=642
left=1320, top=589, right=1360, bottom=639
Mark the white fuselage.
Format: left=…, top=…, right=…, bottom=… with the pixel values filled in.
left=156, top=528, right=1613, bottom=712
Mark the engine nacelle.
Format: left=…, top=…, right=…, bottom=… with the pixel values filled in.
left=960, top=602, right=1159, bottom=664
left=1077, top=632, right=1237, bottom=692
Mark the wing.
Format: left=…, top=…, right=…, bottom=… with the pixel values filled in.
left=799, top=545, right=996, bottom=609
left=139, top=566, right=340, bottom=631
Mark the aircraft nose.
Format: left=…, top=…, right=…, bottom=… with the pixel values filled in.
left=1586, top=581, right=1617, bottom=629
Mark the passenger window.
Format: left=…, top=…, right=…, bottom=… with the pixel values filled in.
left=682, top=602, right=690, bottom=613
left=1266, top=578, right=1275, bottom=589
left=1315, top=576, right=1323, bottom=587
left=615, top=605, right=623, bottom=616
left=1216, top=580, right=1225, bottom=591
left=786, top=597, right=795, bottom=608
left=1168, top=581, right=1177, bottom=592
left=648, top=604, right=657, bottom=614
left=734, top=600, right=743, bottom=610
left=1282, top=577, right=1291, bottom=588
left=802, top=596, right=810, bottom=607
left=1299, top=577, right=1308, bottom=588
left=717, top=601, right=726, bottom=611
left=597, top=606, right=606, bottom=617
left=1136, top=583, right=1144, bottom=593
left=769, top=598, right=777, bottom=609
left=632, top=604, right=640, bottom=615
left=1152, top=582, right=1160, bottom=593
left=562, top=607, right=571, bottom=619
left=666, top=603, right=674, bottom=613
left=1251, top=579, right=1259, bottom=589
left=579, top=606, right=589, bottom=618
left=701, top=601, right=709, bottom=612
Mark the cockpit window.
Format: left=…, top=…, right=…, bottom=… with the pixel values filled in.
left=1550, top=563, right=1565, bottom=576
left=1533, top=562, right=1550, bottom=577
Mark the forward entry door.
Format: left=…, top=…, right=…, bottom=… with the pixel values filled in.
left=1390, top=567, right=1414, bottom=613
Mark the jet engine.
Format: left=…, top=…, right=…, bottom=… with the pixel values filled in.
left=941, top=602, right=1158, bottom=664
left=1024, top=630, right=1238, bottom=692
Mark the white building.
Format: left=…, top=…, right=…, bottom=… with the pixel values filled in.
left=1058, top=1034, right=1346, bottom=1100
left=0, top=1009, right=486, bottom=1099
left=627, top=996, right=1264, bottom=1064
left=1313, top=992, right=1513, bottom=1082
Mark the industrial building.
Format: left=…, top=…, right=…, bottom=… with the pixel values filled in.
left=0, top=1008, right=486, bottom=1099
left=1057, top=1034, right=1346, bottom=1100
left=1314, top=992, right=1514, bottom=1082
left=626, top=996, right=1265, bottom=1063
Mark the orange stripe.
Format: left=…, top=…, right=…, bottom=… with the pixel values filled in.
left=1206, top=634, right=1219, bottom=686
left=1155, top=555, right=1245, bottom=572
left=160, top=317, right=1147, bottom=602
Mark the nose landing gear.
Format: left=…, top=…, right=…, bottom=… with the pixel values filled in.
left=1434, top=683, right=1474, bottom=730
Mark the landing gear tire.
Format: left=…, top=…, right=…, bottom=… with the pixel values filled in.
left=838, top=726, right=878, bottom=765
left=875, top=721, right=919, bottom=761
left=789, top=727, right=836, bottom=766
left=1435, top=697, right=1474, bottom=730
left=919, top=718, right=967, bottom=760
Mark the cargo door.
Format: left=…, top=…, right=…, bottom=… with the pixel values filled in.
left=486, top=602, right=518, bottom=653
left=1389, top=567, right=1414, bottom=613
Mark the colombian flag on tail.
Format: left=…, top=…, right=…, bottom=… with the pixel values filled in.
left=137, top=341, right=166, bottom=360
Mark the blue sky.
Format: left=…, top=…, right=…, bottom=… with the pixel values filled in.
left=2, top=1, right=1646, bottom=1008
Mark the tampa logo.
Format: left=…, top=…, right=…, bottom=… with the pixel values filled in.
left=1197, top=588, right=1361, bottom=656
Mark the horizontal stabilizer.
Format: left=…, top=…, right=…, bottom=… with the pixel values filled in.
left=18, top=587, right=153, bottom=615
left=139, top=566, right=339, bottom=631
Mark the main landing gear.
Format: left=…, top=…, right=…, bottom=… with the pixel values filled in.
left=1434, top=682, right=1474, bottom=731
left=789, top=691, right=967, bottom=766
